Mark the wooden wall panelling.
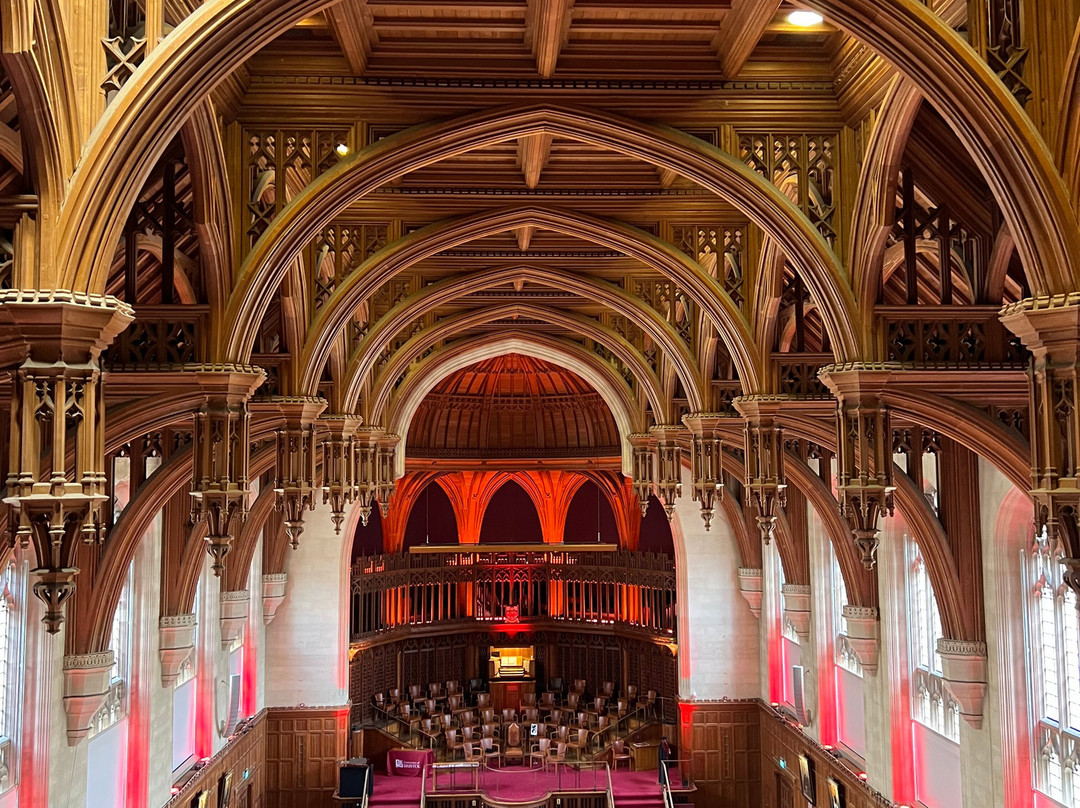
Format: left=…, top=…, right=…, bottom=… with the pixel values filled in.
left=757, top=705, right=893, bottom=808
left=168, top=712, right=266, bottom=808
left=678, top=700, right=760, bottom=808
left=264, top=707, right=349, bottom=808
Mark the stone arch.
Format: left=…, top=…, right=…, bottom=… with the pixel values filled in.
left=385, top=335, right=644, bottom=477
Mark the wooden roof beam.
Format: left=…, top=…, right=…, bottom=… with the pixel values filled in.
left=517, top=133, right=553, bottom=189
left=525, top=0, right=575, bottom=79
left=325, top=0, right=377, bottom=76
left=712, top=0, right=782, bottom=78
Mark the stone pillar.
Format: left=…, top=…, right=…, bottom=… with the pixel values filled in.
left=958, top=458, right=1034, bottom=808
left=265, top=500, right=352, bottom=707
left=860, top=513, right=916, bottom=805
left=673, top=466, right=759, bottom=700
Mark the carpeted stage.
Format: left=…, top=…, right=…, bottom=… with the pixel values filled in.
left=366, top=763, right=683, bottom=808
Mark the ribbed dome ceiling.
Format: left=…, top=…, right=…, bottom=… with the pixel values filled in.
left=407, top=354, right=620, bottom=457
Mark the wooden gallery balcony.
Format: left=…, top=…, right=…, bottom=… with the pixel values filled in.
left=349, top=544, right=677, bottom=643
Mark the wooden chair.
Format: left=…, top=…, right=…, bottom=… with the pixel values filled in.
left=611, top=739, right=632, bottom=770
left=548, top=677, right=563, bottom=694
left=445, top=728, right=464, bottom=760
left=446, top=679, right=460, bottom=695
left=419, top=717, right=441, bottom=748
left=546, top=741, right=567, bottom=769
left=480, top=736, right=501, bottom=767
left=429, top=682, right=444, bottom=701
left=440, top=712, right=454, bottom=732
left=567, top=727, right=589, bottom=760
left=572, top=679, right=586, bottom=695
left=540, top=691, right=556, bottom=709
left=626, top=685, right=638, bottom=702
left=424, top=698, right=438, bottom=716
left=593, top=716, right=610, bottom=746
left=601, top=681, right=615, bottom=699
left=409, top=684, right=424, bottom=706
left=477, top=693, right=491, bottom=709
left=480, top=708, right=496, bottom=726
left=481, top=722, right=500, bottom=740
left=591, top=696, right=606, bottom=716
left=462, top=725, right=477, bottom=744
left=389, top=687, right=401, bottom=707
left=460, top=710, right=479, bottom=731
left=401, top=703, right=422, bottom=730
left=575, top=711, right=589, bottom=730
left=613, top=699, right=629, bottom=720
left=448, top=694, right=466, bottom=717
left=529, top=737, right=551, bottom=769
left=522, top=707, right=539, bottom=723
left=544, top=708, right=563, bottom=732
left=464, top=741, right=483, bottom=764
left=566, top=692, right=580, bottom=711
left=519, top=692, right=537, bottom=711
left=638, top=689, right=657, bottom=717
left=501, top=708, right=518, bottom=726
left=503, top=723, right=525, bottom=766
left=552, top=725, right=570, bottom=745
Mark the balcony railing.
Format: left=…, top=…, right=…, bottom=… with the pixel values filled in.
left=102, top=304, right=209, bottom=369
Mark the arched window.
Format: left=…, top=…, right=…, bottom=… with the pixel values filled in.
left=90, top=565, right=132, bottom=738
left=907, top=538, right=959, bottom=742
left=832, top=554, right=862, bottom=677
left=1027, top=527, right=1080, bottom=805
left=0, top=562, right=18, bottom=790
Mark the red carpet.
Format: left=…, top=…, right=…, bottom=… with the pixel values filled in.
left=367, top=765, right=679, bottom=808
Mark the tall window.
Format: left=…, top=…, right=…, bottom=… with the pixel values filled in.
left=0, top=563, right=17, bottom=790
left=91, top=566, right=132, bottom=738
left=832, top=554, right=862, bottom=676
left=1028, top=527, right=1080, bottom=806
left=907, top=538, right=959, bottom=742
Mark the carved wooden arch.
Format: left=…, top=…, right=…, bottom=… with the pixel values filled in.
left=223, top=484, right=277, bottom=592
left=752, top=238, right=788, bottom=359
left=384, top=333, right=644, bottom=477
left=0, top=0, right=75, bottom=231
left=178, top=99, right=233, bottom=321
left=274, top=205, right=766, bottom=393
left=780, top=411, right=974, bottom=643
left=338, top=264, right=706, bottom=412
left=783, top=454, right=877, bottom=610
left=720, top=448, right=805, bottom=587
left=60, top=0, right=1080, bottom=337
left=849, top=77, right=924, bottom=338
left=362, top=303, right=670, bottom=425
left=1057, top=21, right=1080, bottom=205
left=892, top=469, right=975, bottom=642
left=70, top=434, right=276, bottom=657
left=221, top=104, right=856, bottom=365
left=985, top=225, right=1019, bottom=304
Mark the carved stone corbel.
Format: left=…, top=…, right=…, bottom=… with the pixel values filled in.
left=262, top=573, right=288, bottom=624
left=219, top=590, right=250, bottom=648
left=63, top=651, right=115, bottom=745
left=782, top=583, right=812, bottom=643
left=737, top=568, right=763, bottom=618
left=937, top=639, right=988, bottom=729
left=354, top=427, right=382, bottom=526
left=818, top=365, right=897, bottom=569
left=376, top=432, right=401, bottom=517
left=159, top=613, right=196, bottom=687
left=682, top=414, right=728, bottom=530
left=841, top=605, right=879, bottom=675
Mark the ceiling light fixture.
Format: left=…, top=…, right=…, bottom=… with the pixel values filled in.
left=787, top=10, right=824, bottom=26
left=335, top=142, right=349, bottom=156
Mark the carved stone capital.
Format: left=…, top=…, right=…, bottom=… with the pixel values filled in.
left=159, top=613, right=196, bottom=687
left=841, top=605, right=879, bottom=675
left=782, top=583, right=812, bottom=642
left=62, top=651, right=115, bottom=745
left=262, top=573, right=288, bottom=624
left=219, top=590, right=250, bottom=648
left=936, top=639, right=988, bottom=729
left=737, top=568, right=763, bottom=619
